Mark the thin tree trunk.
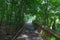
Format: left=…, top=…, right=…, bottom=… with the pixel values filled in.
left=44, top=0, right=48, bottom=26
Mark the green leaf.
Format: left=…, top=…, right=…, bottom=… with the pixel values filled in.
left=50, top=37, right=56, bottom=40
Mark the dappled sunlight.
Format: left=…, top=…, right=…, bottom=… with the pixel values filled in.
left=56, top=18, right=59, bottom=24
left=16, top=29, right=43, bottom=40
left=22, top=34, right=28, bottom=38
left=17, top=34, right=28, bottom=39
left=0, top=0, right=60, bottom=40
left=25, top=15, right=36, bottom=24
left=35, top=30, right=38, bottom=34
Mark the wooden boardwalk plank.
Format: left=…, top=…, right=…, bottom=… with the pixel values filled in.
left=16, top=30, right=43, bottom=40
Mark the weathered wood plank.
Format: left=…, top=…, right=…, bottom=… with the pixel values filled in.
left=33, top=22, right=60, bottom=39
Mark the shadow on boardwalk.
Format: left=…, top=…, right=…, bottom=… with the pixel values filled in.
left=16, top=30, right=43, bottom=40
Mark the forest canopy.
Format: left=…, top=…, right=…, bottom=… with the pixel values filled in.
left=0, top=0, right=60, bottom=40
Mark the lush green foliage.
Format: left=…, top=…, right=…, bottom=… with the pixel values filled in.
left=0, top=0, right=60, bottom=40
